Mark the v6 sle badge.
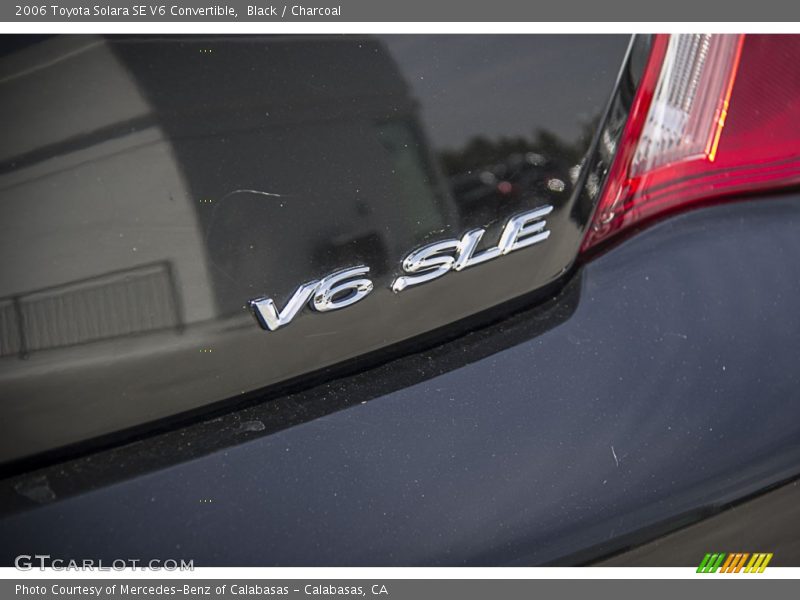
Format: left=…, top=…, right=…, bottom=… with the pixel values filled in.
left=249, top=205, right=553, bottom=331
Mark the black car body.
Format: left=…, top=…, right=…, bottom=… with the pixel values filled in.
left=0, top=33, right=799, bottom=566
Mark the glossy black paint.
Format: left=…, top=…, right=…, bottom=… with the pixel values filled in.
left=0, top=34, right=631, bottom=464
left=2, top=196, right=800, bottom=565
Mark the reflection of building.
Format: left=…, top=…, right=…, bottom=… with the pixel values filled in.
left=0, top=35, right=456, bottom=463
left=113, top=35, right=455, bottom=316
left=0, top=35, right=454, bottom=357
left=0, top=36, right=216, bottom=357
left=0, top=262, right=182, bottom=358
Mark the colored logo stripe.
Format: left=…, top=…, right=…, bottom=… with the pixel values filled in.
left=745, top=553, right=773, bottom=573
left=697, top=552, right=773, bottom=573
left=697, top=553, right=726, bottom=573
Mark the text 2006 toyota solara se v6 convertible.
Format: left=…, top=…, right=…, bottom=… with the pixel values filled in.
left=0, top=33, right=799, bottom=566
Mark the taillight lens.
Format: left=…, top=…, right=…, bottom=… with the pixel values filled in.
left=582, top=34, right=800, bottom=251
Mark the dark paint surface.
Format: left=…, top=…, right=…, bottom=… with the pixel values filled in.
left=599, top=479, right=800, bottom=566
left=2, top=196, right=800, bottom=565
left=0, top=35, right=630, bottom=463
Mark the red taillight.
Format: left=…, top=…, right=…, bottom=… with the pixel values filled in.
left=582, top=34, right=800, bottom=251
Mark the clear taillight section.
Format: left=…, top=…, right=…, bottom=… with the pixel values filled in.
left=630, top=34, right=743, bottom=174
left=582, top=34, right=800, bottom=251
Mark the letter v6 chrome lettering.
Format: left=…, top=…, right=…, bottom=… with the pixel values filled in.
left=248, top=205, right=553, bottom=331
left=249, top=266, right=373, bottom=331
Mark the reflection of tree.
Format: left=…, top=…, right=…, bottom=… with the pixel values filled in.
left=438, top=120, right=599, bottom=226
left=439, top=121, right=597, bottom=176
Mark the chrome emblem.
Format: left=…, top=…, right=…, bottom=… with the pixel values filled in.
left=249, top=205, right=553, bottom=331
left=249, top=266, right=374, bottom=331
